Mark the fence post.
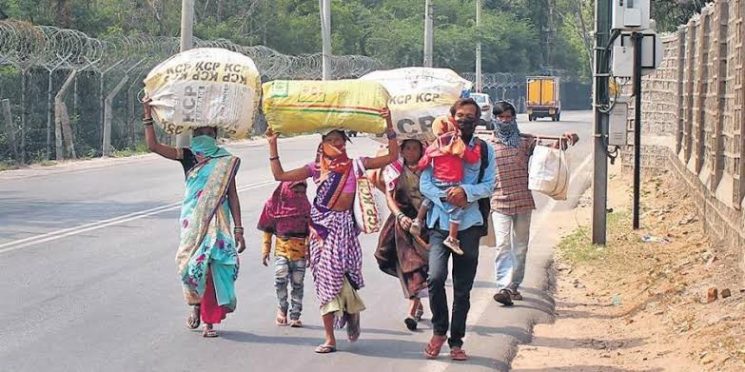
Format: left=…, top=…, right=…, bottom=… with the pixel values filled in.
left=693, top=13, right=709, bottom=175
left=54, top=70, right=78, bottom=160
left=710, top=1, right=729, bottom=191
left=683, top=21, right=697, bottom=164
left=676, top=27, right=686, bottom=155
left=2, top=99, right=18, bottom=161
left=737, top=0, right=745, bottom=209
left=19, top=71, right=27, bottom=164
left=102, top=76, right=129, bottom=157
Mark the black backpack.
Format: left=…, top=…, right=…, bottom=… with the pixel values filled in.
left=475, top=139, right=492, bottom=237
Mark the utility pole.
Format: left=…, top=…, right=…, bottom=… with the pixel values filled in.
left=423, top=0, right=434, bottom=67
left=176, top=0, right=194, bottom=148
left=320, top=0, right=332, bottom=80
left=545, top=0, right=553, bottom=71
left=631, top=32, right=643, bottom=230
left=475, top=0, right=482, bottom=92
left=592, top=0, right=612, bottom=245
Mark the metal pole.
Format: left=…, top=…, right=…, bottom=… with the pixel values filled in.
left=591, top=0, right=611, bottom=245
left=175, top=0, right=194, bottom=148
left=423, top=0, right=434, bottom=67
left=632, top=32, right=643, bottom=230
left=475, top=0, right=482, bottom=92
left=320, top=0, right=332, bottom=80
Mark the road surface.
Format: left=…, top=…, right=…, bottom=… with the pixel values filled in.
left=0, top=111, right=594, bottom=371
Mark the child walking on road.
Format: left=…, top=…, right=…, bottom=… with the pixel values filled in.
left=258, top=181, right=312, bottom=327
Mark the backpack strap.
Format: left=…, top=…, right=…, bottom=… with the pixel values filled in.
left=477, top=138, right=488, bottom=182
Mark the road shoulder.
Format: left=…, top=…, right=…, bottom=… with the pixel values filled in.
left=511, top=162, right=744, bottom=371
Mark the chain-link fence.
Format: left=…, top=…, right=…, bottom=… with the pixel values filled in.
left=0, top=21, right=381, bottom=164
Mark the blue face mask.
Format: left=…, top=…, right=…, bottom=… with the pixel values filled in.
left=191, top=135, right=230, bottom=158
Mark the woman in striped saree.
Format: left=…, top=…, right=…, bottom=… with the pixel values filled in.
left=265, top=108, right=397, bottom=353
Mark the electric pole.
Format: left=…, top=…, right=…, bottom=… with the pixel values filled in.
left=423, top=0, right=434, bottom=67
left=320, top=0, right=332, bottom=80
left=592, top=0, right=612, bottom=245
left=475, top=0, right=482, bottom=92
left=176, top=0, right=194, bottom=148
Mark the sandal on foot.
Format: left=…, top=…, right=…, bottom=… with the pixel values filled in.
left=289, top=319, right=303, bottom=328
left=450, top=347, right=468, bottom=361
left=493, top=289, right=514, bottom=306
left=186, top=305, right=201, bottom=329
left=314, top=344, right=336, bottom=354
left=404, top=316, right=418, bottom=331
left=276, top=310, right=288, bottom=326
left=509, top=289, right=523, bottom=301
left=202, top=327, right=218, bottom=338
left=424, top=335, right=447, bottom=359
left=346, top=312, right=361, bottom=342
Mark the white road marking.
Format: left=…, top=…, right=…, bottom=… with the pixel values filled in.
left=0, top=179, right=277, bottom=254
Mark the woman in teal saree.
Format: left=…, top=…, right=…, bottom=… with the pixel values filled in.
left=143, top=99, right=245, bottom=338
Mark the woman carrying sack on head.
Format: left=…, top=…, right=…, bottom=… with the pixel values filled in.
left=265, top=108, right=398, bottom=354
left=142, top=98, right=245, bottom=338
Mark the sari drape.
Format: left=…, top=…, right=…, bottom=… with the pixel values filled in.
left=175, top=154, right=241, bottom=317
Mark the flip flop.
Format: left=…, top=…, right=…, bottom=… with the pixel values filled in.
left=276, top=310, right=288, bottom=326
left=186, top=305, right=201, bottom=329
left=424, top=335, right=447, bottom=359
left=202, top=328, right=219, bottom=338
left=450, top=347, right=468, bottom=361
left=314, top=344, right=337, bottom=354
left=289, top=319, right=303, bottom=328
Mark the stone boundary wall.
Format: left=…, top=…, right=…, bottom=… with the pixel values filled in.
left=623, top=0, right=745, bottom=273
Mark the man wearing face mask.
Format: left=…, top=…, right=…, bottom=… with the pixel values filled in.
left=421, top=98, right=496, bottom=361
left=142, top=98, right=246, bottom=338
left=489, top=101, right=578, bottom=307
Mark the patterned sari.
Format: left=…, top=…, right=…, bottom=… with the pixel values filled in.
left=175, top=139, right=241, bottom=323
left=307, top=161, right=364, bottom=309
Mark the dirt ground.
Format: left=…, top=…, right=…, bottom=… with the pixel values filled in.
left=511, top=163, right=745, bottom=371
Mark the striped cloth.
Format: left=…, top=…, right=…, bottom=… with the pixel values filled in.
left=309, top=207, right=364, bottom=307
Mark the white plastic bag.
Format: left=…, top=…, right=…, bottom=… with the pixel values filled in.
left=359, top=67, right=472, bottom=142
left=529, top=145, right=569, bottom=200
left=143, top=48, right=261, bottom=137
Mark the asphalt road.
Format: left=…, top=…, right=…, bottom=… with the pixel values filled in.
left=0, top=111, right=594, bottom=372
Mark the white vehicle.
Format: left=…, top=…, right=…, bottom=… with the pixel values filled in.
left=470, top=93, right=494, bottom=129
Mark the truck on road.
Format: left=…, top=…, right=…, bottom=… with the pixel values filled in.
left=526, top=76, right=561, bottom=122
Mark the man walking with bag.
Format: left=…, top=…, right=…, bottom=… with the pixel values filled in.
left=489, top=101, right=579, bottom=306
